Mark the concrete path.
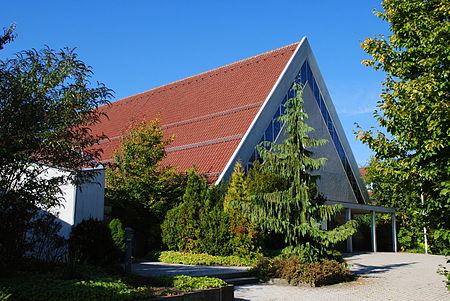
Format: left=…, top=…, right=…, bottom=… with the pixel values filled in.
left=131, top=261, right=251, bottom=278
left=235, top=252, right=449, bottom=301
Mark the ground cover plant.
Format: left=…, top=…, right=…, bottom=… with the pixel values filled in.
left=0, top=263, right=227, bottom=301
left=156, top=251, right=257, bottom=266
left=155, top=275, right=226, bottom=292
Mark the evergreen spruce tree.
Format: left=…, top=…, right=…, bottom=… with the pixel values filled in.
left=242, top=84, right=357, bottom=262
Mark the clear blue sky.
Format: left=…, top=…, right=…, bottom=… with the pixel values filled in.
left=1, top=0, right=390, bottom=167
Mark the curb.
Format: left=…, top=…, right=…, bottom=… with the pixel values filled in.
left=147, top=284, right=234, bottom=301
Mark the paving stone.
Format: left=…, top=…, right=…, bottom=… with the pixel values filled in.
left=234, top=252, right=449, bottom=301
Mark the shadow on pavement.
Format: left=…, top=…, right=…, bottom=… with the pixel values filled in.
left=131, top=262, right=250, bottom=277
left=351, top=262, right=417, bottom=275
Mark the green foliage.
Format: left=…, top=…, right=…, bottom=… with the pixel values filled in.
left=0, top=290, right=11, bottom=301
left=241, top=84, right=357, bottom=262
left=358, top=0, right=450, bottom=255
left=25, top=211, right=67, bottom=263
left=157, top=251, right=257, bottom=266
left=106, top=119, right=186, bottom=254
left=247, top=160, right=288, bottom=194
left=224, top=161, right=251, bottom=211
left=0, top=25, right=15, bottom=50
left=109, top=219, right=126, bottom=252
left=0, top=268, right=155, bottom=301
left=161, top=170, right=208, bottom=253
left=0, top=31, right=112, bottom=273
left=161, top=170, right=233, bottom=256
left=198, top=207, right=233, bottom=256
left=253, top=256, right=353, bottom=287
left=69, top=219, right=121, bottom=266
left=156, top=275, right=226, bottom=292
left=224, top=162, right=262, bottom=258
left=437, top=262, right=450, bottom=290
left=364, top=158, right=425, bottom=251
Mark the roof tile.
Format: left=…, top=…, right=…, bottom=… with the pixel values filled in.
left=90, top=42, right=299, bottom=175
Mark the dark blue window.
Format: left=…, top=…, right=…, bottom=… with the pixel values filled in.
left=265, top=121, right=274, bottom=142
left=246, top=60, right=365, bottom=204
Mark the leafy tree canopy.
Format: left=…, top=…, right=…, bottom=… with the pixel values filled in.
left=358, top=0, right=450, bottom=250
left=106, top=119, right=186, bottom=252
left=0, top=26, right=113, bottom=272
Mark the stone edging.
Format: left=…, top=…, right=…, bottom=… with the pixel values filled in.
left=147, top=284, right=234, bottom=301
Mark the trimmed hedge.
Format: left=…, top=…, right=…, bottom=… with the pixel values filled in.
left=253, top=256, right=354, bottom=287
left=157, top=251, right=257, bottom=266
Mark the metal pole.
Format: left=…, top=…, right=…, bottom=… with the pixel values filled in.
left=124, top=227, right=134, bottom=274
left=345, top=208, right=353, bottom=253
left=421, top=193, right=428, bottom=254
left=391, top=212, right=397, bottom=252
left=371, top=211, right=377, bottom=252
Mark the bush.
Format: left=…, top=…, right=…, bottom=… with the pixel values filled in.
left=69, top=219, right=121, bottom=266
left=253, top=256, right=353, bottom=287
left=155, top=275, right=226, bottom=292
left=198, top=207, right=232, bottom=256
left=108, top=219, right=126, bottom=252
left=26, top=211, right=68, bottom=263
left=0, top=270, right=154, bottom=301
left=157, top=251, right=257, bottom=266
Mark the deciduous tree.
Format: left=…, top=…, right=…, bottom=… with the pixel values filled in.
left=106, top=119, right=185, bottom=253
left=0, top=27, right=113, bottom=272
left=358, top=0, right=450, bottom=253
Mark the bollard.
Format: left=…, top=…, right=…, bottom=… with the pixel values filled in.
left=124, top=227, right=134, bottom=274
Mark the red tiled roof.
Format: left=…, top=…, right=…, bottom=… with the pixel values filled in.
left=91, top=42, right=299, bottom=177
left=359, top=167, right=367, bottom=180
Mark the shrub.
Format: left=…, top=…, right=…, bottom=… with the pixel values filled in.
left=26, top=211, right=68, bottom=263
left=157, top=251, right=257, bottom=266
left=161, top=171, right=208, bottom=253
left=109, top=219, right=126, bottom=252
left=0, top=290, right=11, bottom=301
left=0, top=270, right=155, bottom=301
left=198, top=207, right=232, bottom=256
left=156, top=275, right=226, bottom=292
left=69, top=219, right=121, bottom=266
left=253, top=256, right=353, bottom=287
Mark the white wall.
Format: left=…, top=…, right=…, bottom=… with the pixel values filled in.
left=42, top=166, right=105, bottom=238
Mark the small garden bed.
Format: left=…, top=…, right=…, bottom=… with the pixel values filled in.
left=253, top=256, right=355, bottom=287
left=0, top=264, right=228, bottom=301
left=153, top=251, right=257, bottom=267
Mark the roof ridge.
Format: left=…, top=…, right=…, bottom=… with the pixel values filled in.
left=107, top=41, right=300, bottom=106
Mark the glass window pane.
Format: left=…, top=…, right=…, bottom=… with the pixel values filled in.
left=265, top=121, right=273, bottom=142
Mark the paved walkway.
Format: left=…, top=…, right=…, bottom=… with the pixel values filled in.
left=235, top=252, right=449, bottom=301
left=132, top=261, right=251, bottom=278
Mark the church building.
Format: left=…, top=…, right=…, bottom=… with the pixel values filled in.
left=91, top=37, right=396, bottom=252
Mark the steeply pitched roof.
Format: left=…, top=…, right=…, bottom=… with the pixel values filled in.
left=91, top=42, right=299, bottom=178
